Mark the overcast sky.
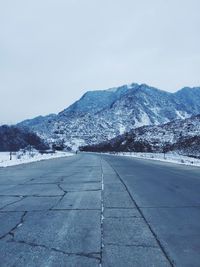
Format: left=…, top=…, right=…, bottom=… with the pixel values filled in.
left=0, top=0, right=200, bottom=124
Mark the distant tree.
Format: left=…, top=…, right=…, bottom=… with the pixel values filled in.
left=52, top=139, right=65, bottom=151
left=162, top=143, right=171, bottom=159
left=0, top=125, right=49, bottom=152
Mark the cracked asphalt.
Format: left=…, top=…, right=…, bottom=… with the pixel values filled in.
left=0, top=153, right=200, bottom=266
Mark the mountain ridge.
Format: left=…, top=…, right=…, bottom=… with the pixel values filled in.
left=17, top=83, right=200, bottom=150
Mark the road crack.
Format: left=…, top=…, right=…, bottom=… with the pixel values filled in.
left=0, top=196, right=26, bottom=210
left=57, top=184, right=67, bottom=194
left=8, top=239, right=101, bottom=261
left=0, top=211, right=27, bottom=240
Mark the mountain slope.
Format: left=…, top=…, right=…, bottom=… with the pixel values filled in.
left=81, top=115, right=200, bottom=158
left=18, top=83, right=200, bottom=149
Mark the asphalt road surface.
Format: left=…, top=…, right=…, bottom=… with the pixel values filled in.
left=0, top=153, right=200, bottom=267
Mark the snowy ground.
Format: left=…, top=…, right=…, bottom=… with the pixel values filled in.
left=106, top=152, right=200, bottom=167
left=0, top=151, right=74, bottom=168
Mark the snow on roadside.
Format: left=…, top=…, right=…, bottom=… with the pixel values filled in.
left=0, top=151, right=74, bottom=168
left=106, top=152, right=200, bottom=167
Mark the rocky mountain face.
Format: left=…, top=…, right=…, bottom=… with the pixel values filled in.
left=0, top=125, right=49, bottom=152
left=18, top=83, right=200, bottom=150
left=81, top=115, right=200, bottom=158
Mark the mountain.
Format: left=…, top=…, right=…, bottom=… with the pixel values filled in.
left=80, top=115, right=200, bottom=158
left=59, top=85, right=129, bottom=116
left=17, top=83, right=200, bottom=150
left=0, top=125, right=49, bottom=152
left=19, top=114, right=56, bottom=128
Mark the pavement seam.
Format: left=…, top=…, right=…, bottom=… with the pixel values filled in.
left=0, top=208, right=101, bottom=213
left=0, top=194, right=63, bottom=197
left=104, top=216, right=141, bottom=218
left=99, top=156, right=105, bottom=267
left=104, top=207, right=137, bottom=210
left=66, top=189, right=101, bottom=192
left=105, top=242, right=158, bottom=248
left=104, top=158, right=175, bottom=267
left=139, top=205, right=200, bottom=209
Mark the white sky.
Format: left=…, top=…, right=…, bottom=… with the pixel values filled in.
left=0, top=0, right=200, bottom=124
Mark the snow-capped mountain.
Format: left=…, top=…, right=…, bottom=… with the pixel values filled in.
left=81, top=115, right=200, bottom=158
left=18, top=83, right=200, bottom=150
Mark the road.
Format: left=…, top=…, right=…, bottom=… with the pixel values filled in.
left=0, top=153, right=200, bottom=267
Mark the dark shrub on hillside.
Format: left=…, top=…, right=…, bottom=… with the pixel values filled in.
left=0, top=125, right=49, bottom=151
